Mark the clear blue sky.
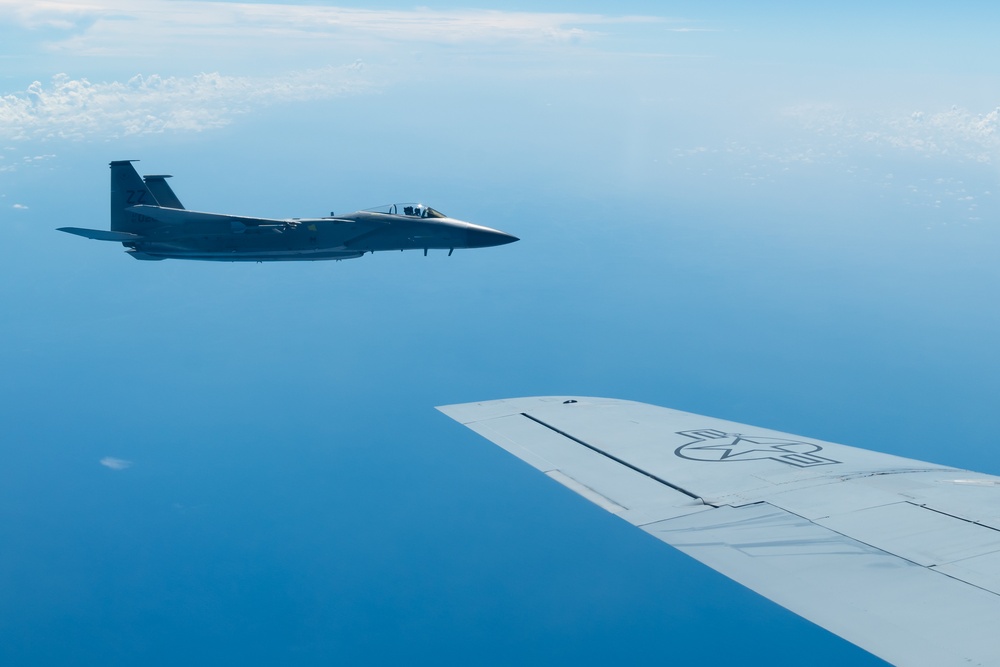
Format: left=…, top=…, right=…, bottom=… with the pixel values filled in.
left=2, top=2, right=1000, bottom=665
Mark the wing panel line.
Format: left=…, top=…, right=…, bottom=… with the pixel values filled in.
left=762, top=500, right=1000, bottom=597
left=520, top=413, right=704, bottom=502
left=916, top=502, right=1000, bottom=533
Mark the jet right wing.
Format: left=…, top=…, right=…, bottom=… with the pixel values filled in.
left=438, top=396, right=1000, bottom=667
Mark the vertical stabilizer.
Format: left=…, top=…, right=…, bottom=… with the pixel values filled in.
left=143, top=174, right=185, bottom=209
left=110, top=160, right=157, bottom=232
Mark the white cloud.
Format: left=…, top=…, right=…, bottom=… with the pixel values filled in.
left=12, top=203, right=27, bottom=209
left=0, top=0, right=105, bottom=30
left=1, top=1, right=665, bottom=59
left=0, top=3, right=680, bottom=144
left=100, top=456, right=132, bottom=470
left=0, top=66, right=370, bottom=140
left=784, top=103, right=1000, bottom=164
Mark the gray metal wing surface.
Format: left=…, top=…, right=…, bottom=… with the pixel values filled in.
left=437, top=396, right=1000, bottom=667
left=126, top=205, right=338, bottom=227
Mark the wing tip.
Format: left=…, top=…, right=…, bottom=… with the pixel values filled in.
left=436, top=396, right=637, bottom=424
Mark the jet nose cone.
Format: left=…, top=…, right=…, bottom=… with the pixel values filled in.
left=465, top=228, right=519, bottom=248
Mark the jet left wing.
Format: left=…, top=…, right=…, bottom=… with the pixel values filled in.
left=438, top=396, right=1000, bottom=667
left=127, top=205, right=299, bottom=226
left=126, top=205, right=387, bottom=239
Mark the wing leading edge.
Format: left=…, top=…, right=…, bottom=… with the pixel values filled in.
left=437, top=396, right=1000, bottom=667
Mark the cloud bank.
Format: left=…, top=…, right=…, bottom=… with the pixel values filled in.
left=0, top=2, right=673, bottom=143
left=2, top=1, right=663, bottom=57
left=785, top=104, right=1000, bottom=164
left=0, top=66, right=369, bottom=140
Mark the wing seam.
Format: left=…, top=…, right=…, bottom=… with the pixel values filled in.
left=519, top=412, right=704, bottom=502
left=912, top=501, right=1000, bottom=533
left=764, top=501, right=1000, bottom=598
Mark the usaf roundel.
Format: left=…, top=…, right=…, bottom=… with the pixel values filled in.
left=674, top=429, right=841, bottom=468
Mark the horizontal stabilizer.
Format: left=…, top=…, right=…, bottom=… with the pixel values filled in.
left=126, top=250, right=165, bottom=261
left=58, top=227, right=142, bottom=242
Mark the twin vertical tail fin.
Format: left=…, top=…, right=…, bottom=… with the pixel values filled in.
left=109, top=160, right=185, bottom=233
left=59, top=160, right=185, bottom=245
left=142, top=174, right=184, bottom=209
left=110, top=160, right=154, bottom=233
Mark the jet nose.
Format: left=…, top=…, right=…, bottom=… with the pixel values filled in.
left=465, top=227, right=519, bottom=248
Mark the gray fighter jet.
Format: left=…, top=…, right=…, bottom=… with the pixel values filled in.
left=59, top=161, right=518, bottom=261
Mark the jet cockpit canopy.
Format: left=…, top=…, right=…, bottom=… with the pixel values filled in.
left=364, top=203, right=447, bottom=219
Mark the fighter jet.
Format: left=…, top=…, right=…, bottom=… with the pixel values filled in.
left=58, top=161, right=518, bottom=261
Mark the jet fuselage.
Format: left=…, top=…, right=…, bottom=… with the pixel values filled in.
left=58, top=161, right=518, bottom=261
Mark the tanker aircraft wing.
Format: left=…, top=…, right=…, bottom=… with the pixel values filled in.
left=438, top=396, right=1000, bottom=667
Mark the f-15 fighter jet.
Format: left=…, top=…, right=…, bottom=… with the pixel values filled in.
left=59, top=161, right=518, bottom=261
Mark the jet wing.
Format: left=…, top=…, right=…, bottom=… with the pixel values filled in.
left=437, top=396, right=1000, bottom=667
left=126, top=205, right=363, bottom=228
left=127, top=205, right=298, bottom=226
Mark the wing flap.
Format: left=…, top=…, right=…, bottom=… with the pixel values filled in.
left=817, top=501, right=1000, bottom=568
left=643, top=501, right=1000, bottom=667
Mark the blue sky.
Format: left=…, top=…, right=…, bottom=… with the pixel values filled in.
left=2, top=2, right=1000, bottom=665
